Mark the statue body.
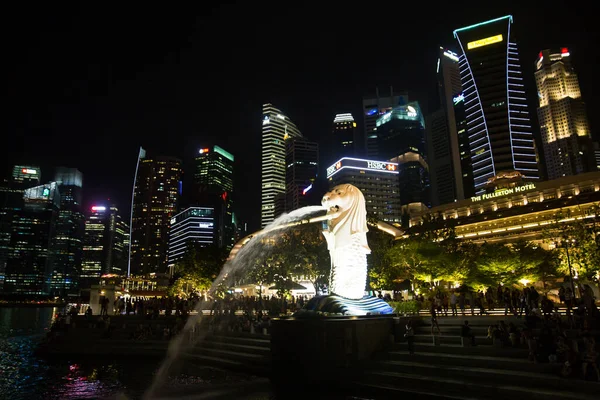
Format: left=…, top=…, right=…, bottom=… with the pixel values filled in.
left=321, top=184, right=370, bottom=300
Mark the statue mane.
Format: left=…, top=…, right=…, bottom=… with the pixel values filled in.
left=329, top=184, right=370, bottom=252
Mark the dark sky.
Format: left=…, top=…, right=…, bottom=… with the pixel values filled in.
left=4, top=2, right=599, bottom=231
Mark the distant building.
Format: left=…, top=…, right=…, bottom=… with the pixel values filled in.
left=326, top=157, right=401, bottom=225
left=362, top=88, right=408, bottom=158
left=167, top=206, right=215, bottom=272
left=594, top=142, right=600, bottom=170
left=49, top=167, right=85, bottom=296
left=376, top=102, right=430, bottom=213
left=285, top=137, right=319, bottom=212
left=81, top=205, right=129, bottom=288
left=330, top=113, right=358, bottom=166
left=426, top=47, right=468, bottom=206
left=130, top=155, right=182, bottom=275
left=193, top=145, right=235, bottom=250
left=454, top=15, right=540, bottom=192
left=12, top=165, right=41, bottom=187
left=535, top=48, right=596, bottom=179
left=3, top=182, right=61, bottom=295
left=261, top=103, right=303, bottom=227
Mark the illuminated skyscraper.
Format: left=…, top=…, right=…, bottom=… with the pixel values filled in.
left=130, top=155, right=182, bottom=275
left=50, top=167, right=85, bottom=296
left=12, top=165, right=41, bottom=187
left=285, top=137, right=319, bottom=212
left=81, top=205, right=129, bottom=287
left=193, top=145, right=235, bottom=250
left=330, top=113, right=358, bottom=165
left=362, top=88, right=408, bottom=158
left=261, top=103, right=302, bottom=227
left=426, top=47, right=471, bottom=206
left=3, top=182, right=60, bottom=295
left=535, top=48, right=596, bottom=179
left=454, top=15, right=539, bottom=193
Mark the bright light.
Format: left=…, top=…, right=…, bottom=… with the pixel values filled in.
left=443, top=51, right=459, bottom=62
left=453, top=93, right=465, bottom=104
left=199, top=148, right=209, bottom=154
left=92, top=206, right=106, bottom=211
left=302, top=184, right=313, bottom=195
left=519, top=279, right=531, bottom=286
left=276, top=114, right=285, bottom=120
left=21, top=168, right=37, bottom=174
left=333, top=113, right=355, bottom=123
left=467, top=34, right=504, bottom=50
left=262, top=116, right=270, bottom=125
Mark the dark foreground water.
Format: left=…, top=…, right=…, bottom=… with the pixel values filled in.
left=0, top=307, right=272, bottom=400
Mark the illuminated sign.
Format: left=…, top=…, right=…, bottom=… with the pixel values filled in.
left=470, top=183, right=536, bottom=202
left=561, top=47, right=570, bottom=57
left=21, top=168, right=37, bottom=174
left=262, top=116, right=270, bottom=125
left=42, top=188, right=50, bottom=197
left=170, top=217, right=176, bottom=225
left=199, top=222, right=213, bottom=229
left=467, top=34, right=503, bottom=50
left=442, top=50, right=459, bottom=62
left=92, top=206, right=106, bottom=211
left=453, top=93, right=465, bottom=105
left=407, top=105, right=417, bottom=117
left=327, top=158, right=398, bottom=178
left=199, top=148, right=209, bottom=154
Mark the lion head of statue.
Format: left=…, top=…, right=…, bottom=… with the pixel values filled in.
left=321, top=184, right=369, bottom=251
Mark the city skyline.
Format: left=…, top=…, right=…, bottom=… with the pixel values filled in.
left=4, top=3, right=600, bottom=231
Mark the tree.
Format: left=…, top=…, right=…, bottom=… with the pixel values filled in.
left=168, top=244, right=227, bottom=297
left=366, top=223, right=395, bottom=291
left=472, top=242, right=519, bottom=287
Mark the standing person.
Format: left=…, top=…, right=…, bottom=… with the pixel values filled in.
left=450, top=292, right=458, bottom=316
left=458, top=292, right=466, bottom=316
left=503, top=288, right=512, bottom=316
left=430, top=303, right=442, bottom=335
left=485, top=289, right=494, bottom=311
left=461, top=321, right=476, bottom=346
left=405, top=320, right=415, bottom=355
left=442, top=294, right=449, bottom=317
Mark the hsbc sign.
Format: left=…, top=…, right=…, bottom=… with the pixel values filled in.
left=367, top=161, right=387, bottom=170
left=327, top=158, right=398, bottom=178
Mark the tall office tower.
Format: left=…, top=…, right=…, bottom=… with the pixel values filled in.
left=362, top=88, right=408, bottom=158
left=376, top=102, right=430, bottom=210
left=453, top=94, right=476, bottom=199
left=330, top=113, right=358, bottom=165
left=50, top=167, right=85, bottom=296
left=426, top=48, right=467, bottom=206
left=167, top=207, right=215, bottom=272
left=595, top=142, right=600, bottom=170
left=326, top=157, right=401, bottom=225
left=81, top=205, right=129, bottom=287
left=130, top=155, right=182, bottom=275
left=12, top=166, right=41, bottom=187
left=454, top=15, right=539, bottom=193
left=193, top=145, right=235, bottom=250
left=285, top=137, right=319, bottom=212
left=3, top=183, right=60, bottom=295
left=535, top=48, right=596, bottom=179
left=261, top=103, right=303, bottom=227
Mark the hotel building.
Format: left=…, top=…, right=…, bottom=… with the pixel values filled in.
left=409, top=172, right=600, bottom=245
left=454, top=15, right=539, bottom=192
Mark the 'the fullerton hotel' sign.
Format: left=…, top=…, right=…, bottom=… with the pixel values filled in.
left=470, top=183, right=536, bottom=202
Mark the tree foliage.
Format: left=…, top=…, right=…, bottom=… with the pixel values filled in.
left=168, top=244, right=227, bottom=297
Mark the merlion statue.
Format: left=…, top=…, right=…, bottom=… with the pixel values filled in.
left=321, top=184, right=370, bottom=300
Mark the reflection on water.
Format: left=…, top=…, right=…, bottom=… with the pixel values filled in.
left=0, top=307, right=157, bottom=400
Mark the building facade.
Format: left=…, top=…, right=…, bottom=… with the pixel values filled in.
left=130, top=155, right=182, bottom=275
left=81, top=205, right=129, bottom=287
left=193, top=145, right=235, bottom=250
left=454, top=15, right=539, bottom=192
left=11, top=166, right=41, bottom=187
left=50, top=167, right=85, bottom=296
left=261, top=103, right=303, bottom=227
left=376, top=102, right=430, bottom=212
left=326, top=157, right=401, bottom=225
left=167, top=207, right=215, bottom=272
left=2, top=183, right=61, bottom=295
left=362, top=88, right=408, bottom=158
left=426, top=47, right=466, bottom=206
left=285, top=137, right=319, bottom=212
left=535, top=48, right=596, bottom=179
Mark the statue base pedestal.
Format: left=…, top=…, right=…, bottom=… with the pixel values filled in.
left=270, top=315, right=394, bottom=396
left=296, top=294, right=394, bottom=316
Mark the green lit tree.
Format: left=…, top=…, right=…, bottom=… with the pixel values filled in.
left=168, top=244, right=227, bottom=297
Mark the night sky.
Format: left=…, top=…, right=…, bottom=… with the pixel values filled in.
left=4, top=2, right=599, bottom=232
